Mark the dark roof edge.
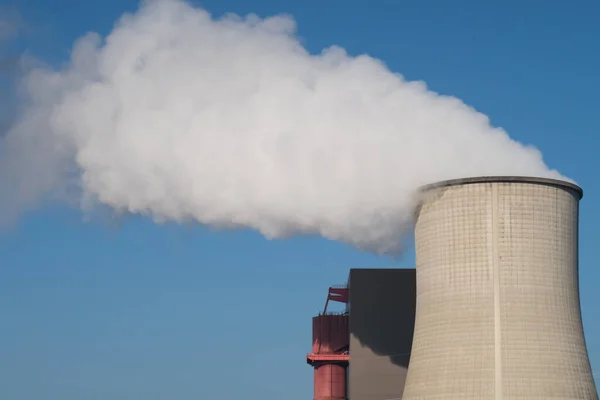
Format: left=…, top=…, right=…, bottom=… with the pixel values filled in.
left=420, top=176, right=583, bottom=200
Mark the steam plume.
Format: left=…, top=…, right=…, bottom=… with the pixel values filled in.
left=0, top=0, right=563, bottom=254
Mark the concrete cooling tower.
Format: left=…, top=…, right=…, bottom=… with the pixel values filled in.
left=402, top=176, right=598, bottom=400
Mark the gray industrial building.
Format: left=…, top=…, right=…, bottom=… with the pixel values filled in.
left=308, top=176, right=597, bottom=400
left=348, top=268, right=416, bottom=400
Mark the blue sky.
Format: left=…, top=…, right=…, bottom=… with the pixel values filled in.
left=1, top=0, right=599, bottom=398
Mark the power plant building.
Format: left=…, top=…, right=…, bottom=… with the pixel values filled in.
left=307, top=176, right=598, bottom=400
left=307, top=269, right=416, bottom=400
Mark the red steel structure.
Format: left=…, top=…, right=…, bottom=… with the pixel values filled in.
left=307, top=286, right=350, bottom=400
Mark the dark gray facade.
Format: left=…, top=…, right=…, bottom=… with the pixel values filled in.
left=347, top=268, right=416, bottom=400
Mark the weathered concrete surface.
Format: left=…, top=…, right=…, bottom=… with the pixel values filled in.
left=403, top=177, right=597, bottom=400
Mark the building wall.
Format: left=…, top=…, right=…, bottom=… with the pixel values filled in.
left=403, top=178, right=598, bottom=400
left=348, top=268, right=416, bottom=400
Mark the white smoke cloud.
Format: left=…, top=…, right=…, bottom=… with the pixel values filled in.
left=0, top=0, right=564, bottom=253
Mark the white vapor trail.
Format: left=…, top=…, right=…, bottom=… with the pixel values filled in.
left=0, top=0, right=564, bottom=254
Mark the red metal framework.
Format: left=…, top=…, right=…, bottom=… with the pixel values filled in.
left=307, top=286, right=350, bottom=400
left=322, top=285, right=349, bottom=314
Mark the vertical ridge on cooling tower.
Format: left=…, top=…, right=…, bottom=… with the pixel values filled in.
left=402, top=176, right=598, bottom=400
left=492, top=183, right=503, bottom=400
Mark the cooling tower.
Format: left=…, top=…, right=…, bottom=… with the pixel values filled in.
left=403, top=176, right=598, bottom=400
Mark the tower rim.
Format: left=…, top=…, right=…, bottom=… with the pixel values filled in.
left=419, top=176, right=583, bottom=200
